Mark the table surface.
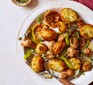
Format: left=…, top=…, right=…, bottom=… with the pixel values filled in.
left=0, top=0, right=67, bottom=85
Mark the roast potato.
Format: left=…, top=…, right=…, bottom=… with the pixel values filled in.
left=40, top=28, right=57, bottom=41
left=58, top=21, right=67, bottom=33
left=69, top=58, right=81, bottom=70
left=31, top=23, right=44, bottom=43
left=61, top=8, right=77, bottom=22
left=44, top=10, right=61, bottom=27
left=34, top=24, right=43, bottom=37
left=35, top=43, right=48, bottom=54
left=53, top=41, right=66, bottom=54
left=80, top=24, right=93, bottom=38
left=31, top=55, right=45, bottom=72
left=48, top=59, right=65, bottom=72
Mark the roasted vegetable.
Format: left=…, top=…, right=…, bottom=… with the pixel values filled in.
left=44, top=10, right=61, bottom=27
left=40, top=28, right=57, bottom=41
left=53, top=41, right=66, bottom=54
left=35, top=43, right=48, bottom=54
left=80, top=24, right=93, bottom=38
left=81, top=39, right=90, bottom=52
left=58, top=21, right=67, bottom=33
left=69, top=58, right=81, bottom=70
left=64, top=33, right=70, bottom=46
left=61, top=8, right=77, bottom=22
left=71, top=31, right=80, bottom=39
left=31, top=23, right=42, bottom=43
left=31, top=55, right=45, bottom=72
left=48, top=59, right=65, bottom=72
left=36, top=14, right=43, bottom=24
left=24, top=49, right=34, bottom=60
left=60, top=56, right=73, bottom=70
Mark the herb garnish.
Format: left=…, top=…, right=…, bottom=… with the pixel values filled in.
left=16, top=0, right=29, bottom=4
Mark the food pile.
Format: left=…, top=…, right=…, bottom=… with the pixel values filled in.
left=21, top=8, right=93, bottom=79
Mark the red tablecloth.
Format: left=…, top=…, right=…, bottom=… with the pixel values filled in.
left=75, top=0, right=93, bottom=10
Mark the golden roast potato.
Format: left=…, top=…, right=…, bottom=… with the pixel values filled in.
left=53, top=41, right=66, bottom=54
left=48, top=59, right=65, bottom=72
left=40, top=28, right=57, bottom=41
left=44, top=10, right=61, bottom=27
left=80, top=24, right=93, bottom=38
left=61, top=8, right=77, bottom=22
left=35, top=43, right=48, bottom=54
left=31, top=55, right=45, bottom=72
left=69, top=58, right=81, bottom=70
left=58, top=21, right=67, bottom=33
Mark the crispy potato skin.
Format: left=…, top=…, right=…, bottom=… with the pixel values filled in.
left=58, top=21, right=67, bottom=33
left=69, top=58, right=81, bottom=70
left=44, top=10, right=61, bottom=27
left=80, top=24, right=93, bottom=38
left=48, top=59, right=65, bottom=72
left=34, top=24, right=43, bottom=36
left=82, top=61, right=92, bottom=71
left=31, top=55, right=45, bottom=72
left=61, top=8, right=77, bottom=22
left=53, top=41, right=66, bottom=54
left=35, top=43, right=48, bottom=54
left=40, top=28, right=57, bottom=41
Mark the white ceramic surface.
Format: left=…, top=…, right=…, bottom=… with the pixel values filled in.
left=17, top=1, right=93, bottom=85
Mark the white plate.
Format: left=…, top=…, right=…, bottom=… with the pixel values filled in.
left=17, top=1, right=93, bottom=85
